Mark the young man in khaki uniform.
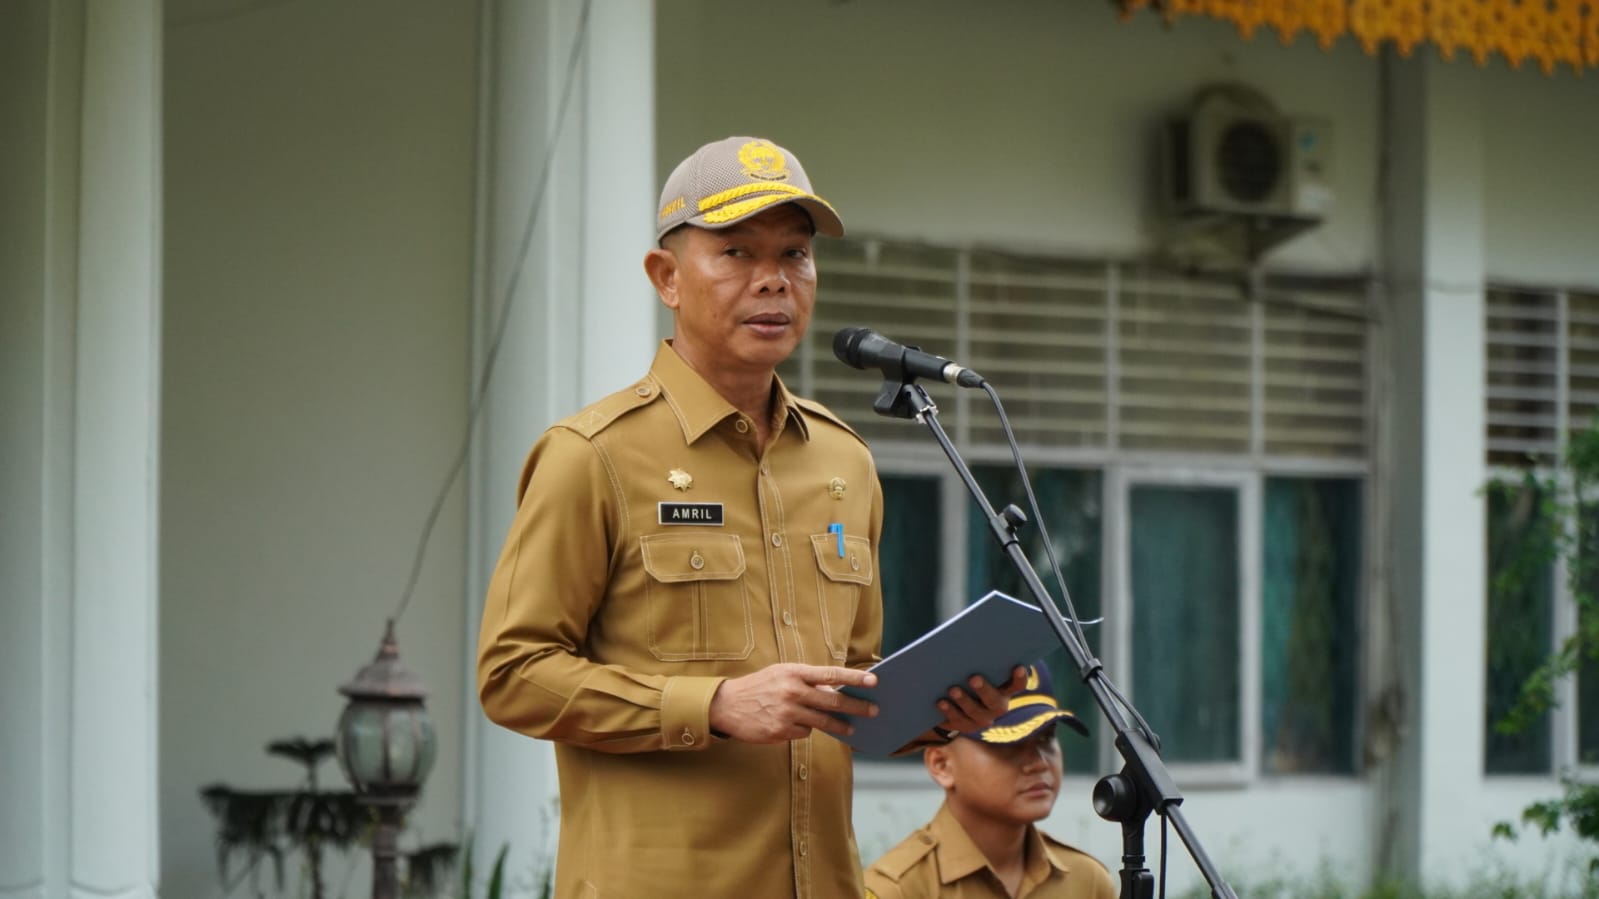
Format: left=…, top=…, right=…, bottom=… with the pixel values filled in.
left=865, top=663, right=1118, bottom=899
left=477, top=136, right=1020, bottom=899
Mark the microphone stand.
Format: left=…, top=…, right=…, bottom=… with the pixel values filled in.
left=871, top=375, right=1238, bottom=899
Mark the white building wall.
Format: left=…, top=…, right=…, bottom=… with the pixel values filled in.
left=1482, top=61, right=1599, bottom=287
left=5, top=0, right=1586, bottom=895
left=654, top=0, right=1599, bottom=893
left=658, top=0, right=1380, bottom=274
left=160, top=2, right=478, bottom=897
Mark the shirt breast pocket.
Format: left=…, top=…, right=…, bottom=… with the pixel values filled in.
left=810, top=533, right=873, bottom=661
left=639, top=533, right=753, bottom=661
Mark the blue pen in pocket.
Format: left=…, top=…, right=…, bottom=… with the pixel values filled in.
left=827, top=522, right=844, bottom=558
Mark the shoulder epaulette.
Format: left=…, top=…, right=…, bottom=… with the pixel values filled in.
left=869, top=831, right=936, bottom=882
left=792, top=395, right=868, bottom=447
left=556, top=378, right=660, bottom=439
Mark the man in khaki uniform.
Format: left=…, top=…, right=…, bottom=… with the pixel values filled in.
left=477, top=136, right=1018, bottom=899
left=865, top=663, right=1118, bottom=899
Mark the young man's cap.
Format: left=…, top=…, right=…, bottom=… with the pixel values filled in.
left=655, top=136, right=844, bottom=241
left=962, top=662, right=1090, bottom=744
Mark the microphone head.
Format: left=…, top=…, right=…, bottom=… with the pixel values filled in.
left=832, top=327, right=873, bottom=370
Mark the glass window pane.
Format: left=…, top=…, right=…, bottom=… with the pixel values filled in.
left=1484, top=478, right=1554, bottom=774
left=880, top=474, right=942, bottom=657
left=1579, top=656, right=1599, bottom=766
left=1131, top=485, right=1240, bottom=764
left=1261, top=478, right=1361, bottom=774
left=1576, top=501, right=1599, bottom=765
left=967, top=465, right=1102, bottom=773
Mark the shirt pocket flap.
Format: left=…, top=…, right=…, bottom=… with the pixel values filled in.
left=640, top=533, right=745, bottom=582
left=810, top=533, right=874, bottom=585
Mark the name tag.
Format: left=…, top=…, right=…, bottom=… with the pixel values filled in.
left=658, top=502, right=724, bottom=525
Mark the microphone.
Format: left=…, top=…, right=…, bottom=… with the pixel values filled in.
left=832, top=327, right=985, bottom=388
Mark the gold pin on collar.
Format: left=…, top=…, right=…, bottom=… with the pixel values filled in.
left=668, top=468, right=693, bottom=491
left=829, top=477, right=847, bottom=500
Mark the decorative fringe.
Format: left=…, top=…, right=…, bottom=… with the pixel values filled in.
left=1117, top=0, right=1599, bottom=74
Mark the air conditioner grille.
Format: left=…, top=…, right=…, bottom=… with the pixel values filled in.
left=1217, top=121, right=1282, bottom=204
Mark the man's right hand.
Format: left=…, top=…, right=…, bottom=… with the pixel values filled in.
left=708, top=664, right=879, bottom=743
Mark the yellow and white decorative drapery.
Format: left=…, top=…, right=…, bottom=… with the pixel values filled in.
left=1117, top=0, right=1599, bottom=74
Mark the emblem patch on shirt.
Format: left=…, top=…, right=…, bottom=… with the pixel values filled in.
left=658, top=502, right=724, bottom=525
left=667, top=468, right=693, bottom=491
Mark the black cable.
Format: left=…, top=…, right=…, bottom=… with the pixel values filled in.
left=978, top=380, right=1160, bottom=742
left=391, top=0, right=594, bottom=622
left=980, top=380, right=1095, bottom=649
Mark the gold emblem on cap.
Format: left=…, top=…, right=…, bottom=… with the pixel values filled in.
left=668, top=469, right=693, bottom=491
left=737, top=139, right=790, bottom=182
left=829, top=477, right=847, bottom=500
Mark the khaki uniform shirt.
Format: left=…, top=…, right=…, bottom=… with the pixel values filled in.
left=478, top=342, right=884, bottom=899
left=864, top=803, right=1118, bottom=899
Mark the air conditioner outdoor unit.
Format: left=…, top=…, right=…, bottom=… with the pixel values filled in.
left=1161, top=85, right=1332, bottom=263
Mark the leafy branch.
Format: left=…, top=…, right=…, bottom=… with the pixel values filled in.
left=1487, top=423, right=1599, bottom=874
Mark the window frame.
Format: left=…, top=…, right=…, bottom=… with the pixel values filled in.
left=1482, top=280, right=1599, bottom=778
left=1481, top=462, right=1590, bottom=778
left=809, top=237, right=1375, bottom=785
left=1111, top=464, right=1260, bottom=785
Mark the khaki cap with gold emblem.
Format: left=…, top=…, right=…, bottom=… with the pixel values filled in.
left=656, top=136, right=844, bottom=241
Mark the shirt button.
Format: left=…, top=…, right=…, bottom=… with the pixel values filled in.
left=799, top=841, right=808, bottom=857
left=782, top=610, right=794, bottom=626
left=681, top=728, right=695, bottom=746
left=850, top=554, right=860, bottom=571
left=690, top=551, right=705, bottom=570
left=798, top=764, right=808, bottom=781
left=734, top=419, right=749, bottom=433
left=759, top=463, right=770, bottom=475
left=771, top=533, right=783, bottom=547
left=635, top=384, right=652, bottom=397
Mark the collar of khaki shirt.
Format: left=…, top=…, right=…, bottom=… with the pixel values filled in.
left=649, top=339, right=813, bottom=445
left=928, top=802, right=1072, bottom=891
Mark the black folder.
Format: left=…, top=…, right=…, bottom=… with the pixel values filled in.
left=834, top=590, right=1059, bottom=757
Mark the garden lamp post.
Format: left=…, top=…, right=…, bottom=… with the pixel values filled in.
left=335, top=619, right=437, bottom=899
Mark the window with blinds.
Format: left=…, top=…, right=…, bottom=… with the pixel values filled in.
left=786, top=237, right=1370, bottom=461
left=1486, top=288, right=1563, bottom=466
left=1484, top=287, right=1599, bottom=467
left=1481, top=284, right=1599, bottom=775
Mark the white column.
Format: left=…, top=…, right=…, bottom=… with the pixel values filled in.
left=0, top=2, right=162, bottom=898
left=463, top=0, right=657, bottom=881
left=1382, top=52, right=1487, bottom=888
left=578, top=0, right=658, bottom=399
left=72, top=3, right=164, bottom=897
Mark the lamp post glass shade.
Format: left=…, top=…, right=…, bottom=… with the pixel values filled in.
left=335, top=620, right=437, bottom=803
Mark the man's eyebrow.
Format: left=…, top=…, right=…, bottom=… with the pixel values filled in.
left=719, top=214, right=814, bottom=238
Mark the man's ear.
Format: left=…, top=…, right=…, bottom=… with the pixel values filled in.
left=643, top=247, right=680, bottom=311
left=924, top=744, right=957, bottom=790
